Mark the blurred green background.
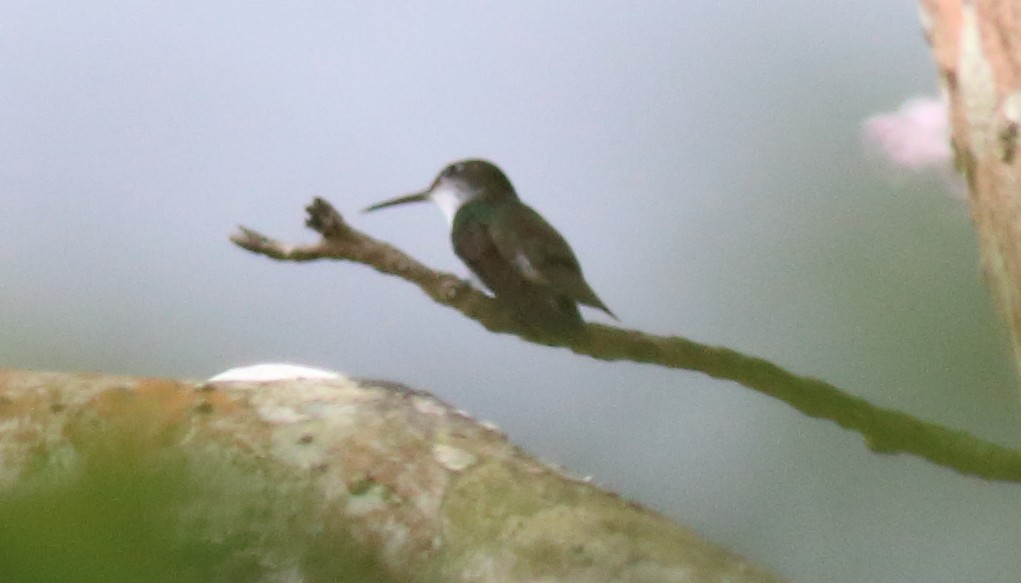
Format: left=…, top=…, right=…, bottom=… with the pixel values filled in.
left=3, top=2, right=1020, bottom=581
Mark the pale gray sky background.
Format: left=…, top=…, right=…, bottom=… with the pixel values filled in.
left=3, top=2, right=1020, bottom=581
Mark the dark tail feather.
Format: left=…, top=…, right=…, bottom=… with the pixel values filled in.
left=593, top=300, right=617, bottom=320
left=581, top=294, right=617, bottom=321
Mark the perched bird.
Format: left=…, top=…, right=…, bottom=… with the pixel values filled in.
left=365, top=159, right=615, bottom=333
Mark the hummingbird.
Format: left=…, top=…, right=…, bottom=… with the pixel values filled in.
left=364, top=159, right=615, bottom=333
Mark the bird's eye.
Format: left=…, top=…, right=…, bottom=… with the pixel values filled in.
left=443, top=162, right=464, bottom=178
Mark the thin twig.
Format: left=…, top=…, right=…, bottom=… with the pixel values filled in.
left=231, top=197, right=1021, bottom=483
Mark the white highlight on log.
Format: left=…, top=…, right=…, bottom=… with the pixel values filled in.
left=207, top=363, right=341, bottom=383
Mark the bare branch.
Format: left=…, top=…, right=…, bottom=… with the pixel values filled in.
left=231, top=198, right=1021, bottom=483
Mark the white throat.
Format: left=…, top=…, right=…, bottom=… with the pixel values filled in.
left=430, top=183, right=467, bottom=225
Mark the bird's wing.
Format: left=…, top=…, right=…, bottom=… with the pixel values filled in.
left=452, top=215, right=584, bottom=329
left=490, top=205, right=616, bottom=318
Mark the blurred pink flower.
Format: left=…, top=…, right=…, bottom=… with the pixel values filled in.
left=864, top=97, right=951, bottom=171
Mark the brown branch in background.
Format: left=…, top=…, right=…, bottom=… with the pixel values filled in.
left=231, top=198, right=1021, bottom=483
left=919, top=2, right=1021, bottom=376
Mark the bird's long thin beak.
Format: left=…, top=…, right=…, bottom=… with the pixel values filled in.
left=363, top=191, right=431, bottom=213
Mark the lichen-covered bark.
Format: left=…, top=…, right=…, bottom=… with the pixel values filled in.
left=920, top=1, right=1021, bottom=378
left=0, top=369, right=782, bottom=583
